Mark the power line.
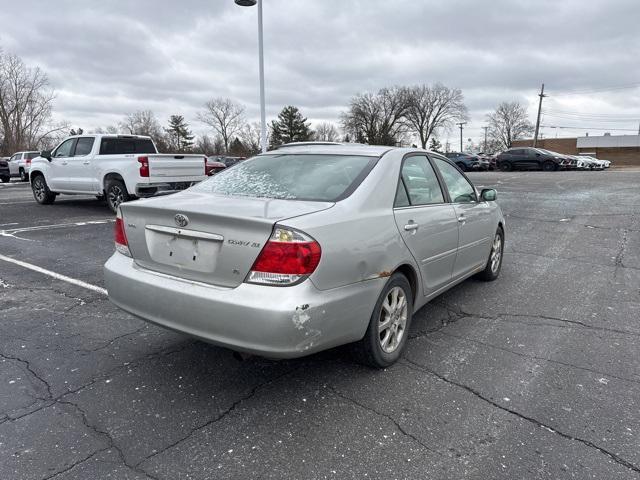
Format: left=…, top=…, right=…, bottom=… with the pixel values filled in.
left=542, top=113, right=638, bottom=124
left=543, top=109, right=640, bottom=119
left=540, top=124, right=639, bottom=131
left=548, top=82, right=640, bottom=97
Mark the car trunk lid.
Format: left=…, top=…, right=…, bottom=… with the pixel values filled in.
left=146, top=154, right=205, bottom=179
left=120, top=191, right=333, bottom=287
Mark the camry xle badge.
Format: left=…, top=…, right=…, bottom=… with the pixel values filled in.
left=174, top=214, right=189, bottom=227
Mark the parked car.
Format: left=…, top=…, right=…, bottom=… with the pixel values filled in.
left=220, top=156, right=246, bottom=168
left=105, top=144, right=505, bottom=368
left=0, top=158, right=10, bottom=183
left=7, top=151, right=40, bottom=181
left=205, top=157, right=226, bottom=176
left=580, top=155, right=609, bottom=169
left=29, top=134, right=207, bottom=213
left=443, top=152, right=481, bottom=171
left=496, top=147, right=563, bottom=171
left=476, top=152, right=496, bottom=170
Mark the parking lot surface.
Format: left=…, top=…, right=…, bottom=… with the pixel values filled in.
left=1, top=171, right=640, bottom=479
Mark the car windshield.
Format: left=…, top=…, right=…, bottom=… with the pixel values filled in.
left=192, top=153, right=376, bottom=202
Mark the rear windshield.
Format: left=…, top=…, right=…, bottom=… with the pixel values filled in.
left=99, top=138, right=156, bottom=155
left=25, top=152, right=40, bottom=159
left=193, top=154, right=376, bottom=202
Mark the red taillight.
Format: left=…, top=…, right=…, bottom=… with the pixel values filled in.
left=138, top=156, right=149, bottom=177
left=26, top=159, right=32, bottom=165
left=114, top=212, right=131, bottom=257
left=247, top=228, right=321, bottom=286
left=204, top=157, right=208, bottom=174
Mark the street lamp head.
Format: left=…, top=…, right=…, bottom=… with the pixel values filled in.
left=235, top=0, right=257, bottom=6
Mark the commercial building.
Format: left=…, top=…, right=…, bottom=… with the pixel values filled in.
left=512, top=134, right=640, bottom=167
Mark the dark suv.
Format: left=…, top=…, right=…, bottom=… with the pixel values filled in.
left=0, top=158, right=10, bottom=183
left=496, top=147, right=561, bottom=172
left=443, top=152, right=481, bottom=172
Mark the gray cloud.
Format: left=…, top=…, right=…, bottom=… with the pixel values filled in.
left=2, top=0, right=638, bottom=143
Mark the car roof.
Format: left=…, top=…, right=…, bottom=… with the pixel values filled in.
left=268, top=143, right=396, bottom=157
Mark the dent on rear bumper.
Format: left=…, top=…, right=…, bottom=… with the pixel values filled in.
left=104, top=252, right=384, bottom=358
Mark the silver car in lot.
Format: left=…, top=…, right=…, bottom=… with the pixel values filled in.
left=105, top=144, right=505, bottom=367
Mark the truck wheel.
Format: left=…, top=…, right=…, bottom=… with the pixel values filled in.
left=542, top=161, right=557, bottom=172
left=352, top=273, right=413, bottom=369
left=31, top=175, right=56, bottom=205
left=19, top=168, right=29, bottom=182
left=106, top=179, right=130, bottom=213
left=499, top=161, right=513, bottom=172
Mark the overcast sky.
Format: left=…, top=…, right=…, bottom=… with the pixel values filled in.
left=2, top=0, right=639, bottom=146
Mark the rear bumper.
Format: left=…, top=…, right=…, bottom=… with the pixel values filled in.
left=135, top=177, right=206, bottom=197
left=104, top=252, right=384, bottom=358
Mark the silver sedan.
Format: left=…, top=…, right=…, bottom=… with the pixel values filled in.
left=105, top=143, right=505, bottom=368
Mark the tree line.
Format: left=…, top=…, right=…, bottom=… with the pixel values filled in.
left=0, top=49, right=533, bottom=157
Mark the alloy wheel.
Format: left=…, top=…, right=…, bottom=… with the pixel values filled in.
left=33, top=178, right=45, bottom=201
left=378, top=286, right=408, bottom=353
left=108, top=185, right=124, bottom=211
left=490, top=233, right=502, bottom=273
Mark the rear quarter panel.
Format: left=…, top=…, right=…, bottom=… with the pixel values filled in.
left=285, top=149, right=420, bottom=291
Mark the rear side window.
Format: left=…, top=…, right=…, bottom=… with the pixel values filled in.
left=99, top=138, right=156, bottom=155
left=193, top=154, right=376, bottom=202
left=74, top=138, right=95, bottom=156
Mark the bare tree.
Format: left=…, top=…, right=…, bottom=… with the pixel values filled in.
left=240, top=122, right=264, bottom=155
left=487, top=102, right=534, bottom=150
left=341, top=87, right=410, bottom=146
left=405, top=83, right=468, bottom=149
left=198, top=98, right=245, bottom=153
left=120, top=110, right=169, bottom=152
left=0, top=51, right=65, bottom=155
left=314, top=122, right=340, bottom=142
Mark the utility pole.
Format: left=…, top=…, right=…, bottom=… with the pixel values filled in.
left=533, top=83, right=546, bottom=148
left=456, top=122, right=466, bottom=152
left=483, top=126, right=488, bottom=152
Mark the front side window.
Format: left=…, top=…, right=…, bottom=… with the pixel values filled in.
left=192, top=154, right=375, bottom=202
left=54, top=139, right=76, bottom=158
left=397, top=156, right=445, bottom=207
left=434, top=158, right=477, bottom=203
left=74, top=137, right=95, bottom=156
left=10, top=154, right=19, bottom=162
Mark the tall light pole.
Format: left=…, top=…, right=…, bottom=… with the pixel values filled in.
left=456, top=122, right=466, bottom=152
left=533, top=83, right=546, bottom=148
left=235, top=0, right=267, bottom=153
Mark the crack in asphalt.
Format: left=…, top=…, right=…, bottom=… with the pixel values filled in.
left=135, top=366, right=303, bottom=470
left=433, top=330, right=640, bottom=387
left=0, top=351, right=53, bottom=400
left=327, top=386, right=444, bottom=458
left=400, top=358, right=640, bottom=475
left=1, top=341, right=196, bottom=424
left=434, top=301, right=640, bottom=339
left=74, top=325, right=148, bottom=355
left=43, top=400, right=161, bottom=480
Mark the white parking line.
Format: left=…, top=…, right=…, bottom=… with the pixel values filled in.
left=0, top=253, right=107, bottom=295
left=0, top=219, right=114, bottom=240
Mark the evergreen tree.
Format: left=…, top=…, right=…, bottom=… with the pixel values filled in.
left=428, top=137, right=443, bottom=152
left=269, top=106, right=313, bottom=148
left=165, top=115, right=194, bottom=152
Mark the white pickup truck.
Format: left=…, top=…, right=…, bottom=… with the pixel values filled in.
left=29, top=134, right=207, bottom=212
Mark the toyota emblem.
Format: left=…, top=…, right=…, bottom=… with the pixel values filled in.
left=174, top=214, right=189, bottom=228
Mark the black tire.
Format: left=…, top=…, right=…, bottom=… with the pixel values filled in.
left=476, top=227, right=504, bottom=281
left=1, top=176, right=9, bottom=183
left=456, top=162, right=467, bottom=172
left=19, top=168, right=29, bottom=182
left=105, top=179, right=130, bottom=214
left=31, top=174, right=56, bottom=205
left=352, top=273, right=413, bottom=369
left=499, top=161, right=513, bottom=172
left=542, top=161, right=557, bottom=172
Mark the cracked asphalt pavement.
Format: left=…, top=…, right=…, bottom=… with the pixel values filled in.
left=1, top=170, right=639, bottom=479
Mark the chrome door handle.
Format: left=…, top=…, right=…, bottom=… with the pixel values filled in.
left=404, top=223, right=419, bottom=231
left=457, top=215, right=466, bottom=223
left=83, top=161, right=90, bottom=165
left=61, top=161, right=68, bottom=165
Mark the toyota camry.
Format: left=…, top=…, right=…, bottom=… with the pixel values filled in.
left=105, top=143, right=505, bottom=368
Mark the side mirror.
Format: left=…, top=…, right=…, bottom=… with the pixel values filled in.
left=481, top=188, right=497, bottom=202
left=41, top=150, right=52, bottom=161
left=535, top=153, right=541, bottom=157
